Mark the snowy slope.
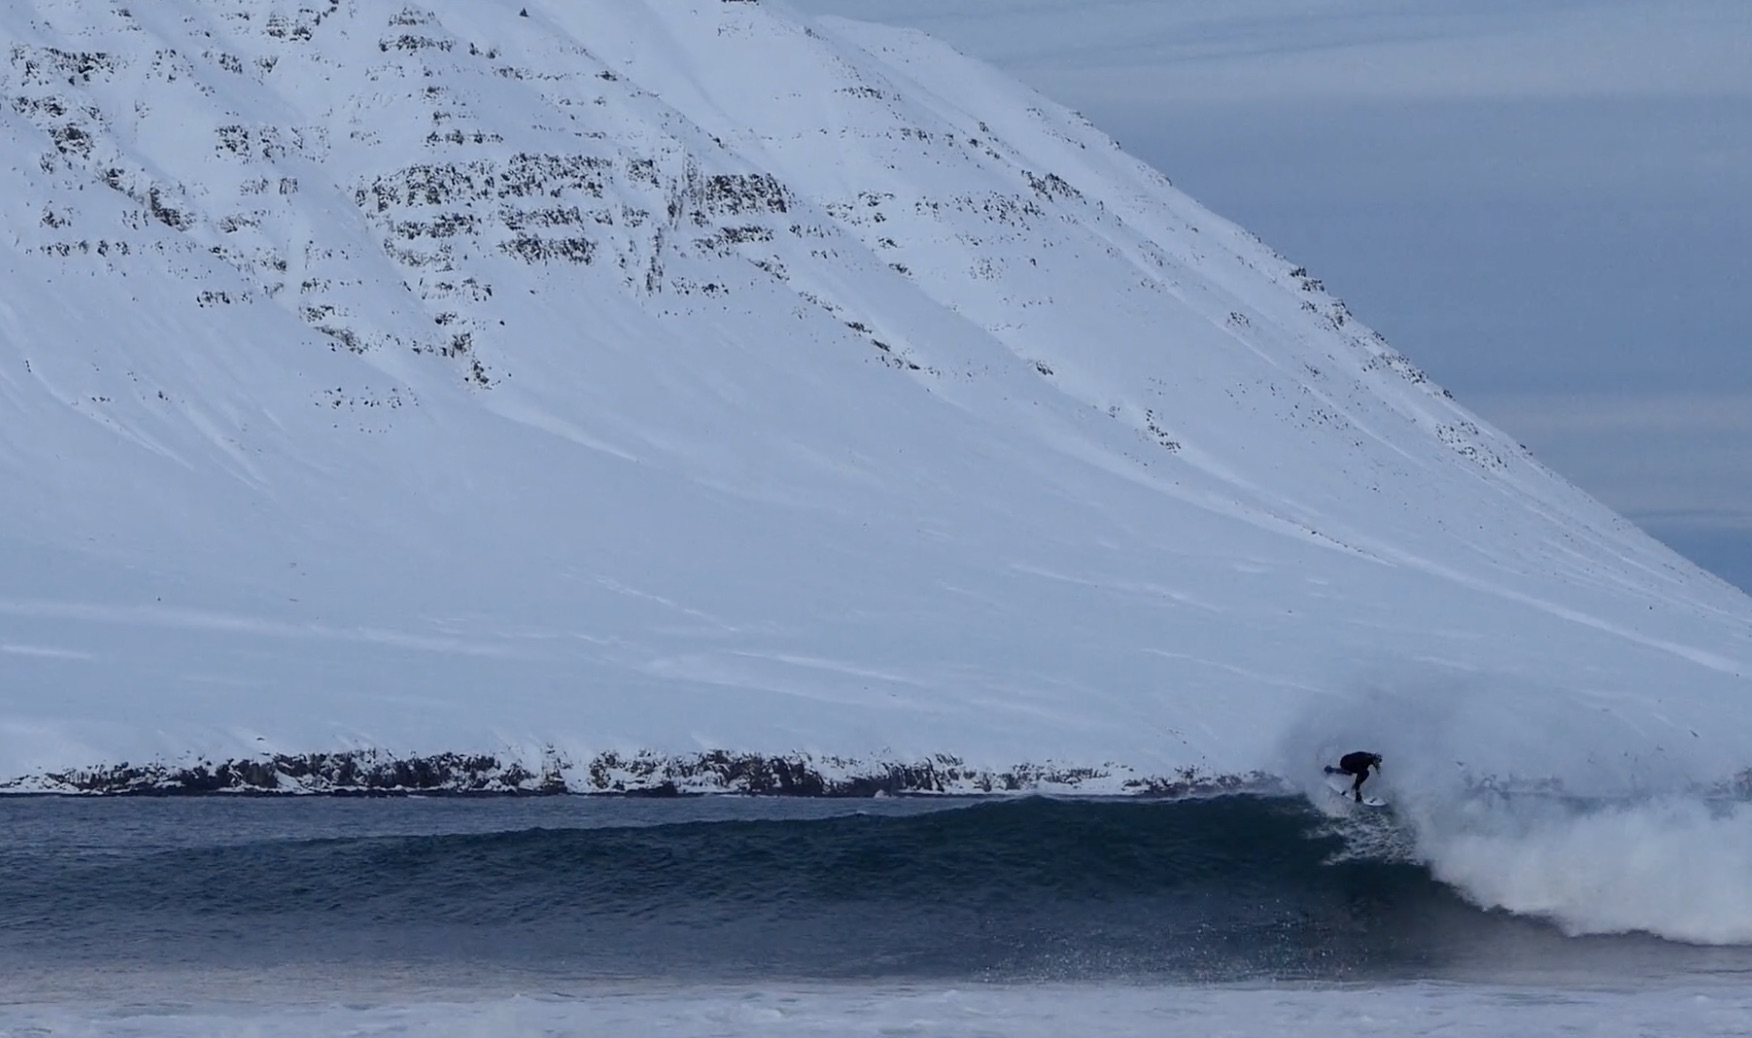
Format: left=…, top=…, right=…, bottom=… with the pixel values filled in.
left=1, top=0, right=1749, bottom=809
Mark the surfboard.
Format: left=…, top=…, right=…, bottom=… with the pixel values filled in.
left=1323, top=771, right=1387, bottom=808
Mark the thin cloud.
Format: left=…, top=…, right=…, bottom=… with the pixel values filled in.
left=810, top=1, right=1752, bottom=103
left=1476, top=393, right=1752, bottom=533
left=1483, top=393, right=1752, bottom=438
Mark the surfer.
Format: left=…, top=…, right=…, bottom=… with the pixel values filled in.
left=1325, top=751, right=1382, bottom=803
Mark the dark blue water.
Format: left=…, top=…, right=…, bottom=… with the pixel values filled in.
left=2, top=795, right=1742, bottom=987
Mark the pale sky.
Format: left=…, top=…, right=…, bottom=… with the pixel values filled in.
left=791, top=0, right=1752, bottom=593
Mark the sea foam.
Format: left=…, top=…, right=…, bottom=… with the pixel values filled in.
left=3, top=981, right=1750, bottom=1038
left=1409, top=794, right=1752, bottom=944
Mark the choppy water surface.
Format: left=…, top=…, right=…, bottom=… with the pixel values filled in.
left=4, top=795, right=1750, bottom=1035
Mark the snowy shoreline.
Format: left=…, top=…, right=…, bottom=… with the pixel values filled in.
left=0, top=748, right=1278, bottom=797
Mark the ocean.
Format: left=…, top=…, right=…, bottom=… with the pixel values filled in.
left=3, top=794, right=1749, bottom=1036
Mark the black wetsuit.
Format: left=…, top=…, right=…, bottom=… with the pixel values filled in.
left=1335, top=751, right=1381, bottom=801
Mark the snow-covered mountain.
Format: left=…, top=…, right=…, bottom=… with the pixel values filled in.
left=2, top=0, right=1749, bottom=799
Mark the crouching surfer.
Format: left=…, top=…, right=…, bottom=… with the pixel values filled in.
left=1325, top=751, right=1382, bottom=803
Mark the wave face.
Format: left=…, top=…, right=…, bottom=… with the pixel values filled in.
left=5, top=795, right=1748, bottom=985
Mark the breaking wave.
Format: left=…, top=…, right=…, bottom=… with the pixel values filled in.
left=1279, top=673, right=1752, bottom=948
left=1397, top=791, right=1752, bottom=945
left=6, top=794, right=1748, bottom=984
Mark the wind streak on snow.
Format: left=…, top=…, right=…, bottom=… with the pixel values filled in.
left=481, top=396, right=642, bottom=464
left=1358, top=540, right=1748, bottom=677
left=0, top=599, right=520, bottom=658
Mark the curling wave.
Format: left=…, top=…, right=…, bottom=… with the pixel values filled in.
left=7, top=795, right=1747, bottom=982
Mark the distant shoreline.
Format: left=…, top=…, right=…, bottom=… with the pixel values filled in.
left=1, top=748, right=1274, bottom=798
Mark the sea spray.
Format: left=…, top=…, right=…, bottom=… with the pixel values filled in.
left=1404, top=793, right=1752, bottom=944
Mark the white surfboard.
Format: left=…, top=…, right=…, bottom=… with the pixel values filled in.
left=1324, top=771, right=1387, bottom=808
